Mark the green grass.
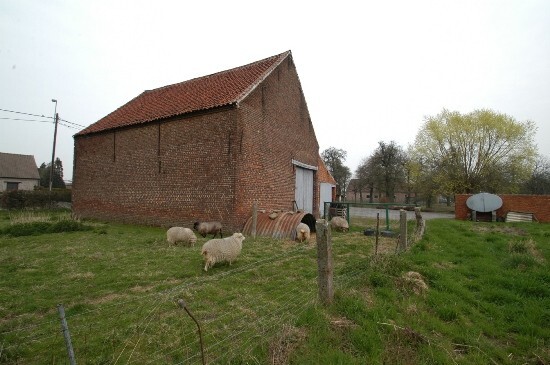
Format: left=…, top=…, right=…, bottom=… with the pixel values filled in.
left=0, top=210, right=548, bottom=364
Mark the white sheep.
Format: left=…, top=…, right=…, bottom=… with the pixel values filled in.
left=330, top=216, right=349, bottom=232
left=201, top=232, right=245, bottom=271
left=166, top=227, right=197, bottom=246
left=193, top=221, right=223, bottom=238
left=295, top=223, right=311, bottom=243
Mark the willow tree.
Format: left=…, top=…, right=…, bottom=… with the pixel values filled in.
left=413, top=109, right=537, bottom=194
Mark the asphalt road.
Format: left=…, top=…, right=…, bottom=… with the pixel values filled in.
left=349, top=207, right=455, bottom=220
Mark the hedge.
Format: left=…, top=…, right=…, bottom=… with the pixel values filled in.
left=0, top=189, right=72, bottom=209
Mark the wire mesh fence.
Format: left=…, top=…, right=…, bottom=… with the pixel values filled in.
left=1, top=245, right=321, bottom=364
left=0, top=211, right=423, bottom=364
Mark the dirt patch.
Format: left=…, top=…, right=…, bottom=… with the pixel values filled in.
left=269, top=324, right=307, bottom=365
left=471, top=225, right=526, bottom=236
left=330, top=316, right=358, bottom=330
left=88, top=293, right=125, bottom=305
left=433, top=261, right=456, bottom=270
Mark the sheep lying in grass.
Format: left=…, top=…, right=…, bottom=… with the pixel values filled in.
left=330, top=216, right=349, bottom=232
left=295, top=223, right=310, bottom=243
left=166, top=227, right=197, bottom=246
left=193, top=221, right=223, bottom=238
left=201, top=232, right=245, bottom=271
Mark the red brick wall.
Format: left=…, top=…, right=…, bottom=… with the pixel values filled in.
left=73, top=56, right=320, bottom=231
left=235, top=56, right=319, bottom=222
left=73, top=109, right=238, bottom=228
left=455, top=194, right=550, bottom=222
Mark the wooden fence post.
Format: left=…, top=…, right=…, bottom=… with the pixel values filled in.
left=414, top=207, right=425, bottom=241
left=316, top=219, right=334, bottom=305
left=398, top=209, right=408, bottom=252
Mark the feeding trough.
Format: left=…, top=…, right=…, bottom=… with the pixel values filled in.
left=466, top=193, right=503, bottom=222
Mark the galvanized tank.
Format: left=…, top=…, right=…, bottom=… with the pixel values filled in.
left=242, top=210, right=316, bottom=240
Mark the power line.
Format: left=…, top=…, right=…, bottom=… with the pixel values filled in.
left=1, top=116, right=83, bottom=130
left=0, top=107, right=86, bottom=128
left=0, top=107, right=49, bottom=119
left=0, top=117, right=52, bottom=123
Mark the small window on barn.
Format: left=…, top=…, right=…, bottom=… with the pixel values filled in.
left=6, top=182, right=19, bottom=191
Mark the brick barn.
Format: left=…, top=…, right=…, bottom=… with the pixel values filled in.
left=73, top=51, right=321, bottom=232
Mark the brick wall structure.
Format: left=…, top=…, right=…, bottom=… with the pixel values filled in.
left=455, top=194, right=550, bottom=222
left=73, top=52, right=320, bottom=232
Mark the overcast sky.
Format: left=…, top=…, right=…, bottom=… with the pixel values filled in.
left=1, top=0, right=549, bottom=181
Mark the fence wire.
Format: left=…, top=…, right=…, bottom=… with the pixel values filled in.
left=0, top=215, right=416, bottom=365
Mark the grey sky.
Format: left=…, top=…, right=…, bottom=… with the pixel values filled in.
left=1, top=0, right=549, bottom=181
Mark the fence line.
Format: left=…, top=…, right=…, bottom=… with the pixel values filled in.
left=1, top=217, right=419, bottom=364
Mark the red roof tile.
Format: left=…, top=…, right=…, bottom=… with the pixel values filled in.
left=77, top=51, right=291, bottom=136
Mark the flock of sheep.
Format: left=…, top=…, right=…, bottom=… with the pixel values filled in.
left=167, top=217, right=349, bottom=272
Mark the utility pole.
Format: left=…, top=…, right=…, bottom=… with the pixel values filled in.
left=49, top=99, right=58, bottom=192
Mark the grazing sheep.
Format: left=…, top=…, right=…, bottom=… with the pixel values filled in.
left=330, top=216, right=349, bottom=232
left=201, top=232, right=245, bottom=271
left=295, top=223, right=311, bottom=243
left=193, top=221, right=223, bottom=238
left=166, top=227, right=197, bottom=246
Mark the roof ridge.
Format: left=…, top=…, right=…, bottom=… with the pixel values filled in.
left=235, top=51, right=291, bottom=105
left=144, top=50, right=291, bottom=94
left=76, top=50, right=293, bottom=136
left=0, top=152, right=35, bottom=157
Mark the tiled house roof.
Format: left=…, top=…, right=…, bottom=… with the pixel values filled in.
left=0, top=152, right=40, bottom=179
left=318, top=155, right=337, bottom=185
left=77, top=51, right=291, bottom=136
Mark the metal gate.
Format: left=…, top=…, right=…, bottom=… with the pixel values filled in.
left=319, top=182, right=334, bottom=217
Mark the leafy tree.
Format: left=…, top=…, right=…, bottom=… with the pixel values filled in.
left=38, top=158, right=66, bottom=189
left=413, top=109, right=537, bottom=194
left=321, top=147, right=351, bottom=199
left=521, top=155, right=550, bottom=194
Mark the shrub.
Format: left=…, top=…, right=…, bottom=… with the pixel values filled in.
left=2, top=222, right=52, bottom=236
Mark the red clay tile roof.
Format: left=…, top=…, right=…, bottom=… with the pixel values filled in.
left=77, top=51, right=291, bottom=136
left=317, top=155, right=337, bottom=185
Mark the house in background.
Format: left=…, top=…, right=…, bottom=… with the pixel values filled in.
left=345, top=178, right=416, bottom=204
left=317, top=156, right=336, bottom=217
left=0, top=152, right=40, bottom=191
left=73, top=51, right=321, bottom=231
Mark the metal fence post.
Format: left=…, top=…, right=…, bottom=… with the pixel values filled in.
left=316, top=219, right=334, bottom=305
left=57, top=304, right=76, bottom=365
left=385, top=205, right=390, bottom=231
left=398, top=209, right=407, bottom=252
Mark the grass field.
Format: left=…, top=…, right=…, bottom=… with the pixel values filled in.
left=0, top=209, right=548, bottom=364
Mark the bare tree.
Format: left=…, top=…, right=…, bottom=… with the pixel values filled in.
left=321, top=147, right=351, bottom=200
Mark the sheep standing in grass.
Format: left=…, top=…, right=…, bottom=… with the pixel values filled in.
left=201, top=232, right=245, bottom=271
left=330, top=216, right=349, bottom=232
left=193, top=221, right=223, bottom=238
left=167, top=227, right=197, bottom=246
left=295, top=223, right=310, bottom=243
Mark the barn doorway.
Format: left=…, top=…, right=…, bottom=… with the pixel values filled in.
left=294, top=166, right=314, bottom=213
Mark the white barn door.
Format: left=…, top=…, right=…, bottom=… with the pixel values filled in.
left=295, top=166, right=314, bottom=213
left=319, top=182, right=334, bottom=217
